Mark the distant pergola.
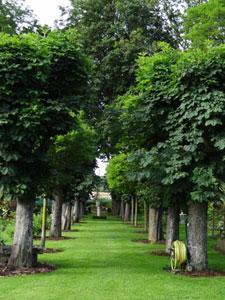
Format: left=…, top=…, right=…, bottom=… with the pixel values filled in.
left=92, top=192, right=111, bottom=216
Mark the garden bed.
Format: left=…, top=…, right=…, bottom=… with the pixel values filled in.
left=131, top=239, right=150, bottom=244
left=42, top=248, right=63, bottom=254
left=168, top=269, right=225, bottom=277
left=93, top=216, right=107, bottom=220
left=131, top=239, right=165, bottom=244
left=0, top=263, right=55, bottom=277
left=134, top=230, right=147, bottom=234
left=34, top=236, right=75, bottom=241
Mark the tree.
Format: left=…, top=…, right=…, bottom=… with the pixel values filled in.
left=63, top=0, right=178, bottom=132
left=0, top=30, right=90, bottom=267
left=115, top=41, right=225, bottom=270
left=158, top=0, right=206, bottom=48
left=47, top=120, right=97, bottom=238
left=107, top=153, right=137, bottom=223
left=0, top=0, right=37, bottom=34
left=184, top=0, right=225, bottom=47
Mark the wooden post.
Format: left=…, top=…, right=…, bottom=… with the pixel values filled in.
left=134, top=197, right=138, bottom=227
left=131, top=197, right=134, bottom=225
left=40, top=196, right=48, bottom=249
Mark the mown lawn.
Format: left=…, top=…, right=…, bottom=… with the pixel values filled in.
left=1, top=216, right=225, bottom=300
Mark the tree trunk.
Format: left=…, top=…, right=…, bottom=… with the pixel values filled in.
left=79, top=201, right=84, bottom=220
left=50, top=192, right=63, bottom=239
left=124, top=202, right=130, bottom=222
left=61, top=202, right=72, bottom=231
left=188, top=202, right=208, bottom=271
left=72, top=199, right=80, bottom=223
left=134, top=197, right=138, bottom=227
left=116, top=200, right=121, bottom=216
left=131, top=197, right=134, bottom=225
left=111, top=191, right=118, bottom=216
left=144, top=201, right=149, bottom=232
left=8, top=198, right=34, bottom=267
left=148, top=208, right=159, bottom=242
left=157, top=207, right=164, bottom=241
left=40, top=197, right=48, bottom=249
left=211, top=207, right=215, bottom=238
left=165, top=205, right=180, bottom=253
left=96, top=201, right=101, bottom=217
left=120, top=200, right=125, bottom=219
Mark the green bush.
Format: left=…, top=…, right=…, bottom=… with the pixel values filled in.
left=33, top=213, right=51, bottom=237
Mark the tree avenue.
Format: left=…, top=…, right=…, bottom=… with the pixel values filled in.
left=1, top=0, right=225, bottom=279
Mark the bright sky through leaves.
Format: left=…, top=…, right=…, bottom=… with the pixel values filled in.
left=24, top=0, right=70, bottom=27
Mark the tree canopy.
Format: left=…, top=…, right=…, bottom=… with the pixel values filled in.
left=0, top=30, right=90, bottom=201
left=0, top=0, right=37, bottom=34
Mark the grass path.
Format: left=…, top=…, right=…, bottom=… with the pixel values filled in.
left=1, top=217, right=225, bottom=300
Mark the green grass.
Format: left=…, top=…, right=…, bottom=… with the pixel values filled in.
left=1, top=217, right=225, bottom=300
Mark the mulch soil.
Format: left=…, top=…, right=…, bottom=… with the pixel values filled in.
left=131, top=239, right=166, bottom=244
left=168, top=269, right=225, bottom=277
left=131, top=239, right=150, bottom=244
left=34, top=236, right=75, bottom=241
left=150, top=251, right=170, bottom=257
left=214, top=245, right=225, bottom=255
left=42, top=248, right=63, bottom=254
left=0, top=263, right=56, bottom=277
left=132, top=224, right=144, bottom=228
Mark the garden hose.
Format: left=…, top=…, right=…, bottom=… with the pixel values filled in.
left=170, top=240, right=187, bottom=270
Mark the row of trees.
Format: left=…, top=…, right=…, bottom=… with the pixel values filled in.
left=106, top=0, right=225, bottom=271
left=1, top=0, right=224, bottom=273
left=0, top=30, right=98, bottom=267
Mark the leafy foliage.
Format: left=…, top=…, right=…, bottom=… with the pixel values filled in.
left=0, top=0, right=37, bottom=34
left=108, top=42, right=225, bottom=208
left=46, top=117, right=97, bottom=202
left=184, top=0, right=225, bottom=47
left=0, top=30, right=90, bottom=201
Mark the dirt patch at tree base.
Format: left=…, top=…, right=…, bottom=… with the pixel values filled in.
left=42, top=248, right=63, bottom=254
left=150, top=251, right=170, bottom=257
left=0, top=263, right=56, bottom=277
left=131, top=239, right=150, bottom=244
left=131, top=224, right=144, bottom=228
left=131, top=239, right=165, bottom=245
left=167, top=269, right=225, bottom=277
left=63, top=229, right=79, bottom=232
left=155, top=240, right=166, bottom=245
left=35, top=236, right=75, bottom=241
left=134, top=230, right=147, bottom=234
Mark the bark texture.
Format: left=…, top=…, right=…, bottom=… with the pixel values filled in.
left=120, top=200, right=125, bottom=219
left=148, top=208, right=159, bottom=242
left=72, top=199, right=80, bottom=223
left=165, top=205, right=180, bottom=253
left=79, top=201, right=84, bottom=220
left=124, top=202, right=130, bottom=222
left=157, top=208, right=164, bottom=241
left=111, top=192, right=120, bottom=216
left=61, top=202, right=72, bottom=231
left=188, top=202, right=208, bottom=271
left=50, top=192, right=63, bottom=238
left=8, top=199, right=34, bottom=267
